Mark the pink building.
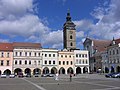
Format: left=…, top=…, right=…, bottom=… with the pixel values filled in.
left=0, top=43, right=13, bottom=75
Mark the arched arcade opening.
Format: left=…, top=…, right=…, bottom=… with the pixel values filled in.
left=83, top=67, right=88, bottom=73
left=59, top=67, right=65, bottom=74
left=111, top=66, right=115, bottom=73
left=43, top=67, right=49, bottom=74
left=14, top=68, right=22, bottom=75
left=116, top=66, right=120, bottom=73
left=33, top=68, right=41, bottom=75
left=4, top=69, right=11, bottom=75
left=105, top=67, right=109, bottom=73
left=51, top=67, right=57, bottom=74
left=76, top=67, right=81, bottom=74
left=67, top=67, right=74, bottom=74
left=24, top=68, right=31, bottom=74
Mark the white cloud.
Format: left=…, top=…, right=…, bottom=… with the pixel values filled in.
left=0, top=39, right=9, bottom=42
left=42, top=30, right=63, bottom=47
left=0, top=0, right=33, bottom=20
left=75, top=0, right=120, bottom=42
left=0, top=0, right=63, bottom=49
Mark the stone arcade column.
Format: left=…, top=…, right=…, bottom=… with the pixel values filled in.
left=81, top=67, right=84, bottom=74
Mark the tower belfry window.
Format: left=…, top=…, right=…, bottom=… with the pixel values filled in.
left=70, top=35, right=72, bottom=39
left=70, top=42, right=73, bottom=46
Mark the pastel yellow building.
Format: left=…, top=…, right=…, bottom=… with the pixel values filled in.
left=58, top=50, right=74, bottom=74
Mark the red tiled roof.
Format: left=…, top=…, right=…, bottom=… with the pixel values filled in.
left=115, top=38, right=120, bottom=44
left=13, top=42, right=42, bottom=48
left=92, top=39, right=111, bottom=52
left=0, top=43, right=13, bottom=51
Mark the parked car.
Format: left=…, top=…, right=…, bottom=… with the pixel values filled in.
left=34, top=74, right=39, bottom=77
left=25, top=73, right=31, bottom=77
left=111, top=73, right=120, bottom=78
left=18, top=72, right=24, bottom=78
left=41, top=73, right=54, bottom=77
left=9, top=74, right=15, bottom=78
left=1, top=74, right=7, bottom=78
left=41, top=74, right=48, bottom=77
left=47, top=73, right=54, bottom=77
left=105, top=73, right=116, bottom=78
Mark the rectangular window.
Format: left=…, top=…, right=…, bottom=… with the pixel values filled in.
left=82, top=54, right=84, bottom=58
left=34, top=61, right=36, bottom=65
left=6, top=60, right=10, bottom=66
left=49, top=61, right=51, bottom=64
left=15, top=52, right=17, bottom=56
left=29, top=61, right=31, bottom=65
left=86, top=60, right=88, bottom=64
left=7, top=52, right=9, bottom=57
left=38, top=53, right=40, bottom=56
left=20, top=52, right=22, bottom=56
left=25, top=52, right=27, bottom=56
left=53, top=61, right=55, bottom=64
left=38, top=61, right=40, bottom=65
left=49, top=54, right=51, bottom=57
left=79, top=54, right=81, bottom=57
left=65, top=55, right=67, bottom=58
left=25, top=60, right=27, bottom=65
left=45, top=54, right=47, bottom=57
left=1, top=60, right=4, bottom=66
left=34, top=52, right=36, bottom=56
left=29, top=52, right=31, bottom=56
left=1, top=52, right=4, bottom=57
left=19, top=60, right=22, bottom=65
left=15, top=60, right=17, bottom=65
left=63, top=61, right=65, bottom=65
left=71, top=61, right=73, bottom=65
left=79, top=60, right=81, bottom=64
left=67, top=61, right=69, bottom=65
left=53, top=54, right=55, bottom=57
left=59, top=61, right=61, bottom=65
left=45, top=60, right=47, bottom=64
left=76, top=54, right=78, bottom=57
left=76, top=59, right=78, bottom=64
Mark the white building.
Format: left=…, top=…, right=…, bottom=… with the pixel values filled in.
left=13, top=42, right=42, bottom=75
left=74, top=50, right=89, bottom=74
left=41, top=48, right=58, bottom=74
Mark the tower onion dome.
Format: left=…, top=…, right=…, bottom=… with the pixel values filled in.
left=63, top=10, right=76, bottom=29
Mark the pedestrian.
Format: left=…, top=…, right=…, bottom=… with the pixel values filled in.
left=70, top=73, right=72, bottom=82
left=55, top=73, right=59, bottom=80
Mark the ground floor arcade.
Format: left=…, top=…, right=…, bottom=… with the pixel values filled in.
left=0, top=66, right=90, bottom=75
left=103, top=65, right=120, bottom=73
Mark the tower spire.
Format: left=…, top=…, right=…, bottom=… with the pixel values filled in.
left=66, top=9, right=71, bottom=22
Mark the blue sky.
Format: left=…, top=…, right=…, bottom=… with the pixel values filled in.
left=0, top=0, right=119, bottom=49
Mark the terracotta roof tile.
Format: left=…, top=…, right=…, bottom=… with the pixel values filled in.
left=13, top=42, right=42, bottom=48
left=115, top=38, right=120, bottom=44
left=92, top=39, right=111, bottom=52
left=0, top=43, right=13, bottom=51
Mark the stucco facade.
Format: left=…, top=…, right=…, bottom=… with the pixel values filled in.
left=58, top=50, right=74, bottom=74
left=107, top=39, right=120, bottom=73
left=13, top=48, right=42, bottom=75
left=41, top=48, right=58, bottom=74
left=0, top=43, right=13, bottom=75
left=74, top=50, right=89, bottom=74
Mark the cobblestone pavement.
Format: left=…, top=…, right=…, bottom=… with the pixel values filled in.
left=0, top=74, right=120, bottom=90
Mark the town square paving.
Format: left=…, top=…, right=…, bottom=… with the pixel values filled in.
left=0, top=74, right=120, bottom=90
